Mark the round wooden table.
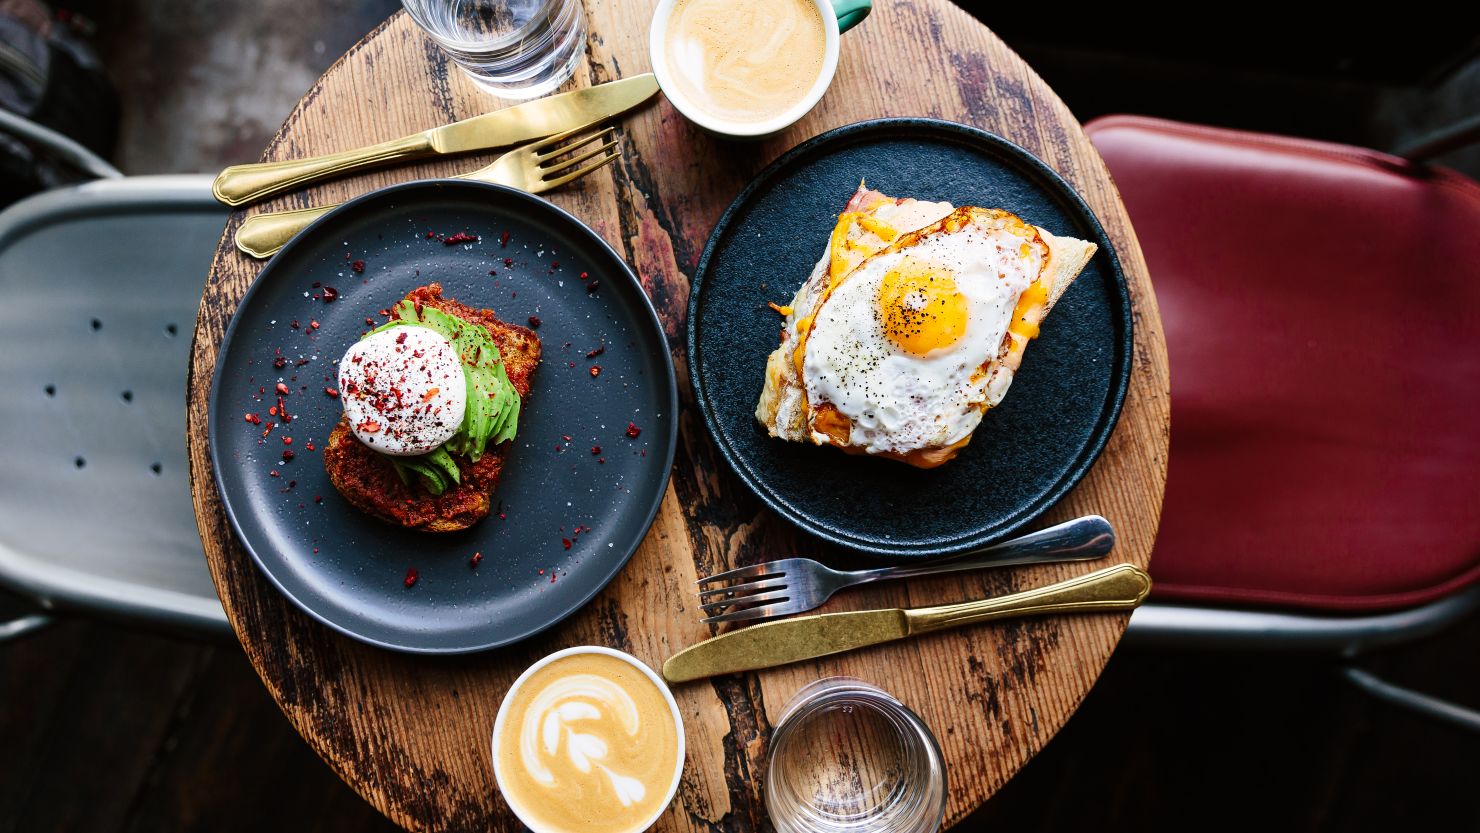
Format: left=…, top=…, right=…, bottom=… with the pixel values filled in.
left=187, top=4, right=1170, bottom=831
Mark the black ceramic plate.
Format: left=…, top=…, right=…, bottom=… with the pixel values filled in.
left=210, top=181, right=677, bottom=653
left=688, top=119, right=1132, bottom=559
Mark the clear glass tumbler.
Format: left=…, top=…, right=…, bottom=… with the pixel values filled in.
left=402, top=0, right=587, bottom=99
left=766, top=678, right=947, bottom=833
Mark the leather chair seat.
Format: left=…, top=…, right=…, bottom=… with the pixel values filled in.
left=1085, top=116, right=1480, bottom=611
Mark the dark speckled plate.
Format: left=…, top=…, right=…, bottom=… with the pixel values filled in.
left=688, top=119, right=1132, bottom=559
left=210, top=181, right=677, bottom=653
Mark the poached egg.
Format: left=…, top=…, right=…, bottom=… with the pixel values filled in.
left=338, top=326, right=467, bottom=456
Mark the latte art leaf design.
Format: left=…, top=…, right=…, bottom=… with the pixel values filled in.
left=521, top=673, right=648, bottom=806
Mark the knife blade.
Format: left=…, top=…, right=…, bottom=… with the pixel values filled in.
left=212, top=73, right=659, bottom=207
left=661, top=564, right=1151, bottom=683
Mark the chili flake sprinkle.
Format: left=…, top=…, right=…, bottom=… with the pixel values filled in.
left=589, top=366, right=601, bottom=378
left=470, top=551, right=483, bottom=568
left=404, top=567, right=418, bottom=588
left=528, top=315, right=541, bottom=328
left=443, top=231, right=478, bottom=245
left=323, top=285, right=340, bottom=301
left=626, top=422, right=642, bottom=438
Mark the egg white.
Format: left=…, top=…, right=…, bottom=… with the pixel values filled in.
left=802, top=225, right=1039, bottom=454
left=338, top=326, right=467, bottom=456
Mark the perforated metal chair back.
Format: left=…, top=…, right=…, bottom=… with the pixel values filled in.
left=0, top=175, right=229, bottom=634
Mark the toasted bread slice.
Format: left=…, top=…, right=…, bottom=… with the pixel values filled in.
left=323, top=283, right=539, bottom=532
left=756, top=188, right=1096, bottom=468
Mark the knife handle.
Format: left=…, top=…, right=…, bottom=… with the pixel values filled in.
left=212, top=132, right=435, bottom=207
left=905, top=564, right=1151, bottom=635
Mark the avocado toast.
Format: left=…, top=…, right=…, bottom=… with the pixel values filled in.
left=324, top=283, right=540, bottom=532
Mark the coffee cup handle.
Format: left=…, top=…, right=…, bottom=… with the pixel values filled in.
left=830, top=0, right=871, bottom=33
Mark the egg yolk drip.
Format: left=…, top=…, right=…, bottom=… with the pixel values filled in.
left=877, top=256, right=968, bottom=356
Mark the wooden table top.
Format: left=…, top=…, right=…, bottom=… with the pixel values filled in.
left=186, top=4, right=1169, bottom=831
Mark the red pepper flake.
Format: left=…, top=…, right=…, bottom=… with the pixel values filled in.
left=325, top=387, right=339, bottom=398
left=538, top=569, right=545, bottom=575
left=550, top=261, right=560, bottom=270
left=269, top=470, right=280, bottom=478
left=277, top=396, right=291, bottom=423
left=282, top=450, right=295, bottom=461
left=562, top=538, right=572, bottom=550
left=379, top=308, right=392, bottom=317
left=579, top=271, right=589, bottom=281
left=323, top=285, right=340, bottom=301
left=309, top=320, right=320, bottom=330
left=269, top=406, right=278, bottom=417
left=470, top=551, right=483, bottom=568
left=586, top=280, right=600, bottom=293
left=500, top=231, right=510, bottom=248
left=282, top=436, right=293, bottom=445
left=527, top=315, right=541, bottom=328
left=275, top=383, right=290, bottom=396
left=591, top=445, right=602, bottom=455
left=443, top=231, right=478, bottom=245
left=244, top=412, right=261, bottom=424
left=350, top=259, right=364, bottom=274
left=426, top=231, right=437, bottom=239
left=589, top=366, right=601, bottom=378
left=562, top=435, right=572, bottom=442
left=586, top=345, right=605, bottom=359
left=404, top=567, right=418, bottom=588
left=503, top=257, right=514, bottom=267
left=396, top=331, right=407, bottom=345
left=358, top=420, right=382, bottom=434
left=598, top=457, right=605, bottom=464
left=626, top=422, right=641, bottom=438
left=273, top=356, right=287, bottom=369
left=314, top=495, right=323, bottom=504
left=306, top=441, right=316, bottom=451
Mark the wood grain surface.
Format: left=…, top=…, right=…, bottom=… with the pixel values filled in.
left=185, top=4, right=1170, bottom=831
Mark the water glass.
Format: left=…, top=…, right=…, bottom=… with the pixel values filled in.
left=766, top=678, right=947, bottom=833
left=402, top=0, right=587, bottom=99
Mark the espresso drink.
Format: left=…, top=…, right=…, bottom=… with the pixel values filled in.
left=665, top=0, right=826, bottom=123
left=496, top=653, right=681, bottom=833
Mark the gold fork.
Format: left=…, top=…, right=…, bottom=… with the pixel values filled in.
left=234, top=125, right=620, bottom=259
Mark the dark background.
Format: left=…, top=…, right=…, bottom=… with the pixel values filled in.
left=2, top=2, right=1478, bottom=831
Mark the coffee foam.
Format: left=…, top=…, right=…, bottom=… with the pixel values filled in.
left=496, top=653, right=680, bottom=833
left=665, top=0, right=825, bottom=124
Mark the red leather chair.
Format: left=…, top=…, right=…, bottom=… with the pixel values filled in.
left=1086, top=116, right=1480, bottom=727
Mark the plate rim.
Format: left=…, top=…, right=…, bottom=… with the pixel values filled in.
left=208, top=179, right=679, bottom=654
left=685, top=117, right=1134, bottom=559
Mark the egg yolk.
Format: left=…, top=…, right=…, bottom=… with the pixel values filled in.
left=878, top=257, right=968, bottom=355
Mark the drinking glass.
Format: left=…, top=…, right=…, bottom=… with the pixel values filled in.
left=402, top=0, right=587, bottom=99
left=766, top=678, right=947, bottom=833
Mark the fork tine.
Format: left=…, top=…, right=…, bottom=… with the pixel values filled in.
left=699, top=591, right=789, bottom=613
left=535, top=151, right=619, bottom=191
left=529, top=124, right=600, bottom=154
left=695, top=562, right=785, bottom=586
left=539, top=139, right=619, bottom=178
left=697, top=579, right=787, bottom=601
left=702, top=601, right=791, bottom=625
left=534, top=127, right=615, bottom=161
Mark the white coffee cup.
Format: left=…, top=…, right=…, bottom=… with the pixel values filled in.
left=649, top=0, right=872, bottom=140
left=491, top=645, right=685, bottom=833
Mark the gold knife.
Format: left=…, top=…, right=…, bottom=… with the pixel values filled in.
left=212, top=74, right=659, bottom=207
left=662, top=564, right=1151, bottom=683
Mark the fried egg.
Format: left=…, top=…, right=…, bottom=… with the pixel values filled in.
left=800, top=208, right=1048, bottom=455
left=338, top=326, right=467, bottom=456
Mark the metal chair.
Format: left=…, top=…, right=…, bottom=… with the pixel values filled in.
left=0, top=110, right=229, bottom=639
left=1091, top=115, right=1480, bottom=730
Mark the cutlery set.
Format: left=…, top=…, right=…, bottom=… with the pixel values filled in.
left=215, top=73, right=659, bottom=256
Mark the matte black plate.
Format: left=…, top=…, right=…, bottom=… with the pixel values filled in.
left=210, top=181, right=677, bottom=653
left=688, top=119, right=1132, bottom=559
